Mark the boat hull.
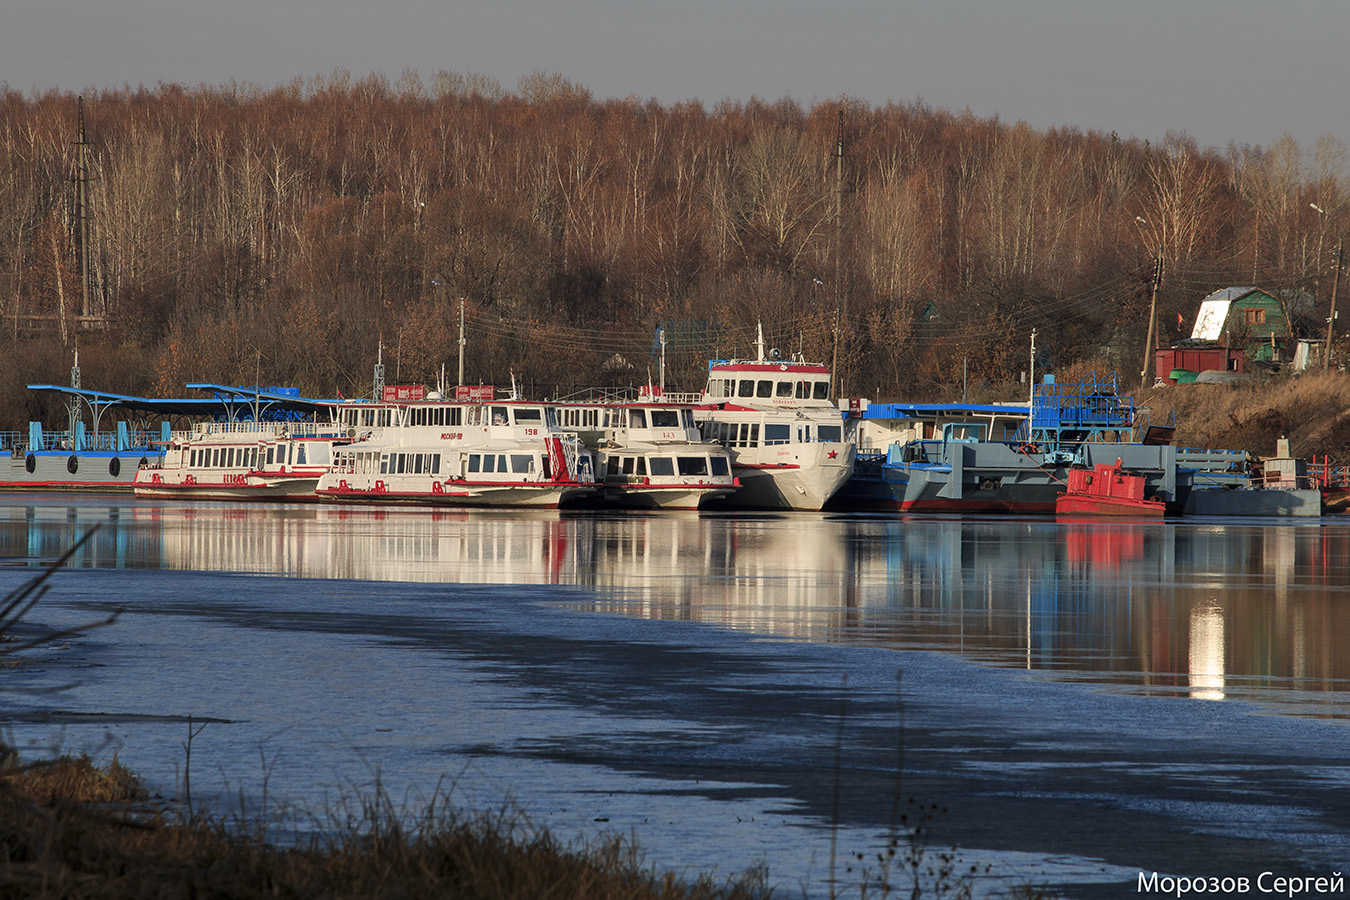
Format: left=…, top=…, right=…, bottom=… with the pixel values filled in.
left=316, top=478, right=596, bottom=509
left=569, top=482, right=737, bottom=511
left=1182, top=488, right=1322, bottom=517
left=1056, top=494, right=1165, bottom=517
left=0, top=450, right=154, bottom=492
left=133, top=474, right=322, bottom=502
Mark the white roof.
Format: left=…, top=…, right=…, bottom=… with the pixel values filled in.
left=1190, top=287, right=1258, bottom=341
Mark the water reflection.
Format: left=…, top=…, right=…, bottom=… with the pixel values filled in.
left=1, top=497, right=1347, bottom=716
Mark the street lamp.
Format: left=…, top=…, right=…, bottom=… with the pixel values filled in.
left=1311, top=204, right=1342, bottom=371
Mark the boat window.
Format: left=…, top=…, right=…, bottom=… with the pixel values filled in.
left=189, top=449, right=197, bottom=467
left=756, top=380, right=772, bottom=398
left=738, top=380, right=755, bottom=397
left=797, top=381, right=811, bottom=399
left=682, top=410, right=694, bottom=429
left=651, top=410, right=679, bottom=428
left=711, top=457, right=729, bottom=476
left=228, top=447, right=238, bottom=467
left=380, top=455, right=390, bottom=474
left=649, top=457, right=674, bottom=476
left=409, top=454, right=421, bottom=474
left=813, top=382, right=830, bottom=400
left=764, top=424, right=790, bottom=445
left=491, top=407, right=509, bottom=426
left=431, top=455, right=441, bottom=475
left=622, top=457, right=635, bottom=475
left=749, top=424, right=759, bottom=446
left=468, top=454, right=481, bottom=474
left=776, top=381, right=793, bottom=398
left=635, top=457, right=647, bottom=476
left=496, top=454, right=508, bottom=472
left=511, top=454, right=534, bottom=474
left=818, top=425, right=842, bottom=442
left=630, top=409, right=647, bottom=428
left=448, top=408, right=461, bottom=427
left=514, top=408, right=542, bottom=424
left=266, top=447, right=274, bottom=466
left=677, top=456, right=708, bottom=476
left=297, top=445, right=307, bottom=465
left=485, top=454, right=499, bottom=473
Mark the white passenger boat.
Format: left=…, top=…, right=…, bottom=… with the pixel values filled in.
left=317, top=395, right=597, bottom=508
left=691, top=327, right=855, bottom=511
left=133, top=420, right=348, bottom=501
left=554, top=391, right=737, bottom=509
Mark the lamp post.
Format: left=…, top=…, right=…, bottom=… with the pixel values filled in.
left=1312, top=204, right=1342, bottom=371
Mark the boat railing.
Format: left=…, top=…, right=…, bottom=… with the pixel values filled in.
left=1302, top=457, right=1350, bottom=490
left=196, top=420, right=345, bottom=438
left=1, top=429, right=169, bottom=454
left=1259, top=468, right=1320, bottom=490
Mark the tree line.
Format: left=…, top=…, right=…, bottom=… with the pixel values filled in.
left=1, top=69, right=1345, bottom=426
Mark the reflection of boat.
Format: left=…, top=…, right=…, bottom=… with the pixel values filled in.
left=691, top=325, right=854, bottom=511
left=1056, top=459, right=1165, bottom=517
left=555, top=392, right=737, bottom=509
left=318, top=396, right=597, bottom=508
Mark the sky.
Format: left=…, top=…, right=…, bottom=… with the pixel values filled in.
left=6, top=0, right=1349, bottom=154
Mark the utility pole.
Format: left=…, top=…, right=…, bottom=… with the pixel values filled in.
left=1139, top=257, right=1162, bottom=392
left=1326, top=235, right=1342, bottom=371
left=457, top=297, right=466, bottom=386
left=1028, top=329, right=1037, bottom=413
left=829, top=108, right=844, bottom=400
left=74, top=96, right=92, bottom=321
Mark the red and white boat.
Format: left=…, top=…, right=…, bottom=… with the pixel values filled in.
left=690, top=325, right=854, bottom=511
left=554, top=390, right=737, bottom=509
left=133, top=420, right=347, bottom=501
left=1055, top=458, right=1166, bottom=517
left=317, top=388, right=597, bottom=508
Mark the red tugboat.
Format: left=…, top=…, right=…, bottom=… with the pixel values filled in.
left=1056, top=458, right=1165, bottom=517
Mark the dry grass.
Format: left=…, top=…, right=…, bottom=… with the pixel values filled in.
left=0, top=754, right=772, bottom=900
left=1140, top=371, right=1350, bottom=460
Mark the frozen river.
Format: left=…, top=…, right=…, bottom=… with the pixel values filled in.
left=2, top=496, right=1348, bottom=898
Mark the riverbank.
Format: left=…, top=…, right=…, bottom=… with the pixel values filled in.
left=1143, top=370, right=1350, bottom=461
left=0, top=753, right=779, bottom=900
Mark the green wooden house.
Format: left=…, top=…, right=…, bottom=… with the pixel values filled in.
left=1188, top=287, right=1289, bottom=362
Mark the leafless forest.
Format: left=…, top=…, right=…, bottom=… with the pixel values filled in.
left=1, top=70, right=1345, bottom=425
